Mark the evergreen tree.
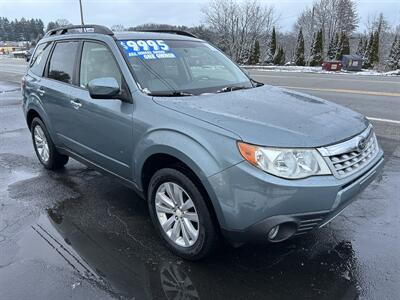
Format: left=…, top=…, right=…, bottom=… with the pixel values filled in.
left=333, top=32, right=340, bottom=60
left=356, top=36, right=366, bottom=56
left=278, top=47, right=286, bottom=65
left=363, top=32, right=374, bottom=68
left=386, top=35, right=400, bottom=70
left=273, top=46, right=285, bottom=65
left=266, top=27, right=277, bottom=64
left=309, top=29, right=324, bottom=66
left=336, top=31, right=350, bottom=60
left=272, top=46, right=281, bottom=65
left=248, top=40, right=260, bottom=65
left=371, top=30, right=380, bottom=65
left=294, top=28, right=305, bottom=66
left=0, top=17, right=44, bottom=41
left=327, top=34, right=337, bottom=60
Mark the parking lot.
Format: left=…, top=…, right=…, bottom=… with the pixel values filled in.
left=1, top=57, right=399, bottom=299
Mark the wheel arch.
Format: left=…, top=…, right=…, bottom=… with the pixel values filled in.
left=136, top=131, right=228, bottom=229
left=25, top=103, right=56, bottom=142
left=26, top=108, right=42, bottom=130
left=140, top=151, right=225, bottom=230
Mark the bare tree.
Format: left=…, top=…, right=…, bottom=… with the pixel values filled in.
left=202, top=0, right=278, bottom=63
left=111, top=24, right=125, bottom=32
left=294, top=0, right=358, bottom=60
left=55, top=19, right=72, bottom=27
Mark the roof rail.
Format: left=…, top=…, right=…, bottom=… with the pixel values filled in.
left=44, top=24, right=114, bottom=37
left=137, top=29, right=197, bottom=38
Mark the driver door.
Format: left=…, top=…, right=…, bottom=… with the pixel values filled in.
left=69, top=41, right=134, bottom=180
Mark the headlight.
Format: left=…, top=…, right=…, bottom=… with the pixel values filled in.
left=237, top=142, right=331, bottom=179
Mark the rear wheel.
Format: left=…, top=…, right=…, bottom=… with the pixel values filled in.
left=148, top=168, right=218, bottom=260
left=31, top=117, right=69, bottom=170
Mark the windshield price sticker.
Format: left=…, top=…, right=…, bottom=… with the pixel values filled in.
left=120, top=40, right=176, bottom=59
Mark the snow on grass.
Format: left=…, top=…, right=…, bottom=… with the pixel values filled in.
left=242, top=65, right=400, bottom=76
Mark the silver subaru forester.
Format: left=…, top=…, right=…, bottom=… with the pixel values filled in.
left=22, top=25, right=384, bottom=260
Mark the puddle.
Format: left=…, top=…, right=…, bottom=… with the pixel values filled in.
left=7, top=201, right=360, bottom=300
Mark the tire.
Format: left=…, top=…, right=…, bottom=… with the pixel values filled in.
left=31, top=117, right=69, bottom=170
left=148, top=168, right=219, bottom=260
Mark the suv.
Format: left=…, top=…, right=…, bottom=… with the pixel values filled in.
left=22, top=25, right=384, bottom=260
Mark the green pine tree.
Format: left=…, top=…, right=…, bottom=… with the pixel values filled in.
left=363, top=33, right=374, bottom=68
left=386, top=35, right=400, bottom=71
left=273, top=47, right=285, bottom=65
left=356, top=37, right=365, bottom=56
left=327, top=34, right=337, bottom=60
left=248, top=40, right=260, bottom=65
left=309, top=29, right=324, bottom=66
left=371, top=30, right=380, bottom=65
left=266, top=27, right=277, bottom=64
left=294, top=28, right=305, bottom=66
left=336, top=32, right=350, bottom=60
left=278, top=47, right=286, bottom=65
left=333, top=33, right=340, bottom=60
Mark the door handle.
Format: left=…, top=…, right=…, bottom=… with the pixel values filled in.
left=70, top=99, right=82, bottom=109
left=37, top=88, right=45, bottom=96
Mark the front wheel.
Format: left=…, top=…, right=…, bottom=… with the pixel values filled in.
left=31, top=117, right=69, bottom=170
left=148, top=168, right=219, bottom=260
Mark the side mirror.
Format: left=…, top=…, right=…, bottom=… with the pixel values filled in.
left=88, top=77, right=120, bottom=99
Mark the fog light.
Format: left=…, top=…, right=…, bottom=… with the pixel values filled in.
left=268, top=225, right=280, bottom=240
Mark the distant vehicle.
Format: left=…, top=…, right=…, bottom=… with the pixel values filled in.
left=11, top=50, right=26, bottom=59
left=25, top=48, right=34, bottom=62
left=22, top=25, right=384, bottom=260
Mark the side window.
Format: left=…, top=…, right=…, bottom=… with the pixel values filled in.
left=29, top=42, right=52, bottom=76
left=80, top=42, right=122, bottom=89
left=48, top=41, right=79, bottom=84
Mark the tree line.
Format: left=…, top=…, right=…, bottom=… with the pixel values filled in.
left=0, top=17, right=44, bottom=42
left=124, top=0, right=399, bottom=70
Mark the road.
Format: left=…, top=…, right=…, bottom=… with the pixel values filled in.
left=0, top=58, right=399, bottom=300
left=248, top=69, right=400, bottom=122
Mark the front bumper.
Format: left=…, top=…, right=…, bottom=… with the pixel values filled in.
left=208, top=149, right=384, bottom=245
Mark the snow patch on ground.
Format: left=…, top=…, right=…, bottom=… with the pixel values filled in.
left=242, top=65, right=400, bottom=76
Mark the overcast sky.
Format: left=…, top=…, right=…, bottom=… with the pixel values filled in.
left=0, top=0, right=399, bottom=32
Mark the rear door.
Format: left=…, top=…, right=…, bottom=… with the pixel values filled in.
left=24, top=42, right=53, bottom=120
left=68, top=41, right=134, bottom=179
left=41, top=40, right=80, bottom=146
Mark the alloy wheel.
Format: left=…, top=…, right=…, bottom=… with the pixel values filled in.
left=33, top=125, right=50, bottom=162
left=155, top=182, right=199, bottom=247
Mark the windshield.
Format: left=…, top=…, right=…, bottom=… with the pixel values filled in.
left=119, top=39, right=253, bottom=95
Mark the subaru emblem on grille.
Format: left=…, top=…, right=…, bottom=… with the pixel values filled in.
left=357, top=137, right=367, bottom=151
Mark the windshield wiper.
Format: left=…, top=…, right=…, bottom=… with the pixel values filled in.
left=148, top=91, right=194, bottom=97
left=251, top=79, right=264, bottom=87
left=216, top=86, right=250, bottom=93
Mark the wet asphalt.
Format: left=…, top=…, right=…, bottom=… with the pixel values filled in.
left=0, top=68, right=400, bottom=299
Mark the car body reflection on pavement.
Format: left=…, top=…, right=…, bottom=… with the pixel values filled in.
left=33, top=203, right=360, bottom=300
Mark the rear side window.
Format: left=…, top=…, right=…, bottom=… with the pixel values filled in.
left=29, top=42, right=52, bottom=76
left=48, top=41, right=79, bottom=84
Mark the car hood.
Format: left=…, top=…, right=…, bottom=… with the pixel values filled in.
left=153, top=85, right=369, bottom=147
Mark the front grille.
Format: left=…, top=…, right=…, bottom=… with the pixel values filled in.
left=318, top=125, right=379, bottom=179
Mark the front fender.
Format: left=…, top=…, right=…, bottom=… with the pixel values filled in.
left=134, top=128, right=242, bottom=228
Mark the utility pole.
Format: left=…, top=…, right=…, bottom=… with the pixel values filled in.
left=79, top=0, right=85, bottom=26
